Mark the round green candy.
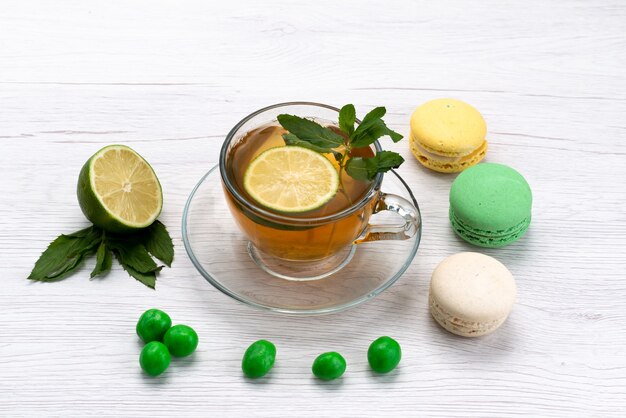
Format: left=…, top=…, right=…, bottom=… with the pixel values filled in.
left=312, top=352, right=346, bottom=381
left=242, top=340, right=276, bottom=378
left=140, top=341, right=171, bottom=376
left=136, top=309, right=171, bottom=343
left=163, top=324, right=199, bottom=357
left=367, top=336, right=401, bottom=373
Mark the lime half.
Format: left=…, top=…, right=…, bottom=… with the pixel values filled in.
left=77, top=145, right=162, bottom=233
left=243, top=146, right=339, bottom=213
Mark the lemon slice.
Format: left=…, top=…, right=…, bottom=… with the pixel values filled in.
left=77, top=145, right=162, bottom=232
left=243, top=146, right=339, bottom=213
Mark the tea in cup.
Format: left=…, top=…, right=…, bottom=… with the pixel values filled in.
left=220, top=102, right=420, bottom=280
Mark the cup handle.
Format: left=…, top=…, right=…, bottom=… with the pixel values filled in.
left=354, top=193, right=421, bottom=244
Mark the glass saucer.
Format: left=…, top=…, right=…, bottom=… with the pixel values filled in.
left=181, top=166, right=422, bottom=315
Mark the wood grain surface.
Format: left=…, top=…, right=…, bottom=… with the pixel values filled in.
left=1, top=1, right=625, bottom=416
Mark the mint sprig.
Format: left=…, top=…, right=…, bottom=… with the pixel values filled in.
left=277, top=104, right=404, bottom=181
left=27, top=220, right=174, bottom=289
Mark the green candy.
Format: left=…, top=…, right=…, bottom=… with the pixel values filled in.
left=136, top=309, right=172, bottom=343
left=242, top=340, right=276, bottom=378
left=140, top=341, right=171, bottom=376
left=312, top=352, right=346, bottom=380
left=163, top=324, right=199, bottom=357
left=367, top=336, right=401, bottom=373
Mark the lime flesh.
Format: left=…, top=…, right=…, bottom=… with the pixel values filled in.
left=243, top=146, right=339, bottom=213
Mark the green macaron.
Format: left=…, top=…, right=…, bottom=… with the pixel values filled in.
left=449, top=163, right=532, bottom=248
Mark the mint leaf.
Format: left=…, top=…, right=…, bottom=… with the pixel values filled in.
left=352, top=119, right=403, bottom=147
left=110, top=238, right=162, bottom=289
left=277, top=114, right=345, bottom=152
left=108, top=239, right=161, bottom=274
left=361, top=106, right=387, bottom=124
left=350, top=107, right=403, bottom=148
left=28, top=226, right=102, bottom=282
left=344, top=157, right=371, bottom=181
left=338, top=104, right=356, bottom=136
left=115, top=252, right=157, bottom=289
left=371, top=150, right=405, bottom=173
left=283, top=133, right=335, bottom=153
left=91, top=240, right=112, bottom=279
left=345, top=151, right=405, bottom=181
left=66, top=226, right=98, bottom=238
left=141, top=220, right=174, bottom=267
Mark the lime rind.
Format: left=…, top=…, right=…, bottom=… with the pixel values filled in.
left=243, top=146, right=339, bottom=213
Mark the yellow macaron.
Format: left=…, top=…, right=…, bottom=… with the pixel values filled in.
left=409, top=98, right=488, bottom=173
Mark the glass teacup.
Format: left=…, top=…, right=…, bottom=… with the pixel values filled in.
left=219, top=102, right=421, bottom=281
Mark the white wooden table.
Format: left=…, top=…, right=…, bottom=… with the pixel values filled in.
left=2, top=1, right=625, bottom=416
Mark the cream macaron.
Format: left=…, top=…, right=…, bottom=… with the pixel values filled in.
left=409, top=98, right=487, bottom=173
left=429, top=252, right=516, bottom=337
